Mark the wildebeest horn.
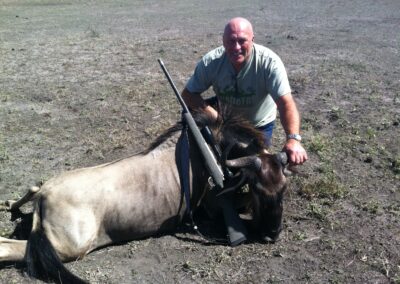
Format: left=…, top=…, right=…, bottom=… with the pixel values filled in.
left=274, top=152, right=293, bottom=176
left=274, top=152, right=288, bottom=166
left=225, top=156, right=262, bottom=171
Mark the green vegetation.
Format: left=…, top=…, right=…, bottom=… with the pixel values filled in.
left=360, top=201, right=380, bottom=215
left=307, top=134, right=331, bottom=158
left=298, top=173, right=347, bottom=201
left=307, top=202, right=327, bottom=221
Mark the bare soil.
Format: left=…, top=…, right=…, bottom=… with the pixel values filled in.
left=0, top=0, right=399, bottom=283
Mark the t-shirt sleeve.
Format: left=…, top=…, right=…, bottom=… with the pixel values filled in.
left=185, top=59, right=212, bottom=94
left=265, top=57, right=292, bottom=101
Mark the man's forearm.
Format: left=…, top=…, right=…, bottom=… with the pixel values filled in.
left=277, top=93, right=308, bottom=165
left=277, top=93, right=301, bottom=136
left=182, top=88, right=218, bottom=121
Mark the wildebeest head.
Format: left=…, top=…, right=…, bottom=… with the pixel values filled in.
left=223, top=149, right=288, bottom=242
left=207, top=112, right=289, bottom=243
left=161, top=111, right=290, bottom=242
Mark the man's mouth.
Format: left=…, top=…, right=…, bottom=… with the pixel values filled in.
left=232, top=51, right=243, bottom=59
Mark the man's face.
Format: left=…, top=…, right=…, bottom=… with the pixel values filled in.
left=223, top=25, right=253, bottom=71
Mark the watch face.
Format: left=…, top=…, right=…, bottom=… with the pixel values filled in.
left=288, top=134, right=301, bottom=141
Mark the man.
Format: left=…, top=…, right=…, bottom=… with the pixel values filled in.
left=182, top=17, right=307, bottom=165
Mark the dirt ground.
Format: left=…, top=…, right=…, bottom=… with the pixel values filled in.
left=0, top=0, right=399, bottom=283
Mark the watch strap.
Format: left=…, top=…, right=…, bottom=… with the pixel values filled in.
left=287, top=134, right=302, bottom=141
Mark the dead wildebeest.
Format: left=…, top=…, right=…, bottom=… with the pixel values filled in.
left=0, top=113, right=289, bottom=283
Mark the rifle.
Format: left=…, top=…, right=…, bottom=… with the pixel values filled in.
left=158, top=59, right=224, bottom=188
left=158, top=59, right=247, bottom=246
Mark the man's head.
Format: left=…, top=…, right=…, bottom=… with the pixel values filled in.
left=223, top=17, right=254, bottom=72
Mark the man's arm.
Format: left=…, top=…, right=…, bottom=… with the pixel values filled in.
left=182, top=88, right=219, bottom=121
left=276, top=93, right=308, bottom=165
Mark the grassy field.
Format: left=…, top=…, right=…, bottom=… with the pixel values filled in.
left=0, top=0, right=399, bottom=283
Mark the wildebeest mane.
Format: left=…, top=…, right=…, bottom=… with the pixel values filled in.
left=143, top=111, right=267, bottom=154
left=216, top=113, right=266, bottom=155
left=142, top=123, right=184, bottom=154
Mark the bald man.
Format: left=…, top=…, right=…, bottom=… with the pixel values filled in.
left=182, top=17, right=307, bottom=165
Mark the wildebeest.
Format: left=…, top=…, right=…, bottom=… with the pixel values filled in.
left=0, top=113, right=289, bottom=283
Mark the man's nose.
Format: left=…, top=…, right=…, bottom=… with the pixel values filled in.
left=233, top=41, right=241, bottom=50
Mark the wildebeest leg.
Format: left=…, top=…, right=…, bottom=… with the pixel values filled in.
left=0, top=186, right=40, bottom=211
left=0, top=237, right=26, bottom=262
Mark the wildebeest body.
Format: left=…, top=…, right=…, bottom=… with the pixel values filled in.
left=0, top=115, right=288, bottom=283
left=37, top=137, right=204, bottom=261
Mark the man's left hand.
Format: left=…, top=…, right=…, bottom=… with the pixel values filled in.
left=283, top=139, right=308, bottom=165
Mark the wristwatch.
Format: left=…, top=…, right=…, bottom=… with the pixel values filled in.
left=287, top=134, right=302, bottom=142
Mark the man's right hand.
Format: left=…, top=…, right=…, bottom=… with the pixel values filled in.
left=182, top=88, right=219, bottom=122
left=282, top=139, right=308, bottom=165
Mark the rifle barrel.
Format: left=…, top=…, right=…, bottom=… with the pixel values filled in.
left=157, top=59, right=189, bottom=113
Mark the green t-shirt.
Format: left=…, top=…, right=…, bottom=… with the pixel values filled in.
left=186, top=43, right=291, bottom=127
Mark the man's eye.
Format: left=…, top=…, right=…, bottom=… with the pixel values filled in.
left=230, top=39, right=247, bottom=45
